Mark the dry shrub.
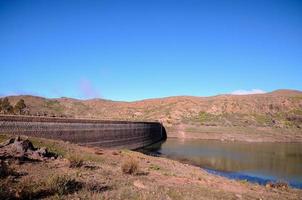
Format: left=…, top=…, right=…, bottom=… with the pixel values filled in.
left=1, top=175, right=82, bottom=199
left=78, top=190, right=104, bottom=200
left=149, top=164, right=161, bottom=171
left=84, top=181, right=111, bottom=193
left=47, top=174, right=82, bottom=195
left=266, top=182, right=289, bottom=190
left=4, top=177, right=47, bottom=199
left=121, top=158, right=139, bottom=175
left=0, top=160, right=14, bottom=178
left=15, top=180, right=39, bottom=199
left=67, top=153, right=84, bottom=168
left=0, top=179, right=15, bottom=199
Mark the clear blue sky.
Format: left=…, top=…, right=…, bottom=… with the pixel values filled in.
left=1, top=0, right=301, bottom=101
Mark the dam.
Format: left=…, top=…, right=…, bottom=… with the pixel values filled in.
left=0, top=115, right=166, bottom=149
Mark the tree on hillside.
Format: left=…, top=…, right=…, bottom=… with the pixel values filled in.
left=14, top=99, right=27, bottom=114
left=1, top=97, right=13, bottom=114
left=0, top=99, right=2, bottom=113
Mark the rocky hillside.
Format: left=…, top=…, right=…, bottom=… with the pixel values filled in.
left=3, top=89, right=302, bottom=138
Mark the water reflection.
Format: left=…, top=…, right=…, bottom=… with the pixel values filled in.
left=141, top=138, right=302, bottom=188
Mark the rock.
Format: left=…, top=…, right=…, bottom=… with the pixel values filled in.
left=265, top=182, right=289, bottom=190
left=12, top=139, right=35, bottom=153
left=20, top=139, right=35, bottom=151
left=36, top=147, right=48, bottom=156
left=28, top=150, right=44, bottom=161
left=15, top=136, right=21, bottom=142
left=0, top=137, right=56, bottom=161
left=133, top=180, right=147, bottom=189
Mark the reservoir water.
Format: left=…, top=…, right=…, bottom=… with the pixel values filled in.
left=142, top=138, right=302, bottom=189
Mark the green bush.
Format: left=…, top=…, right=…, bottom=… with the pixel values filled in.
left=14, top=99, right=26, bottom=114
left=0, top=97, right=13, bottom=114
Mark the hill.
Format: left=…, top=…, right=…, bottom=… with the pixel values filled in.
left=3, top=89, right=302, bottom=141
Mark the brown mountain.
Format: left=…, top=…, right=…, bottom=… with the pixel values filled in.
left=3, top=89, right=302, bottom=141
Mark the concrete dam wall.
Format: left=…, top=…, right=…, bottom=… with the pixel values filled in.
left=0, top=115, right=166, bottom=149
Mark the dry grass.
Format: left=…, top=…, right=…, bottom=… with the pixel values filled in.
left=0, top=179, right=14, bottom=199
left=0, top=177, right=48, bottom=199
left=121, top=158, right=139, bottom=175
left=15, top=177, right=44, bottom=199
left=67, top=153, right=84, bottom=168
left=0, top=174, right=82, bottom=199
left=149, top=164, right=161, bottom=171
left=47, top=174, right=82, bottom=195
left=0, top=160, right=14, bottom=178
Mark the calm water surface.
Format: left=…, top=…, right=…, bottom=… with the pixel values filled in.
left=142, top=138, right=302, bottom=189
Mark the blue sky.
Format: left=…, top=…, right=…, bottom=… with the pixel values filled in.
left=0, top=0, right=301, bottom=101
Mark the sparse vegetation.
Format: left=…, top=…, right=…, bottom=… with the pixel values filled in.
left=30, top=137, right=68, bottom=156
left=0, top=97, right=13, bottom=114
left=149, top=164, right=161, bottom=170
left=199, top=111, right=210, bottom=124
left=0, top=178, right=39, bottom=199
left=266, top=182, right=289, bottom=190
left=47, top=174, right=82, bottom=196
left=290, top=95, right=302, bottom=102
left=0, top=160, right=14, bottom=178
left=291, top=108, right=302, bottom=116
left=121, top=158, right=139, bottom=174
left=0, top=134, right=8, bottom=143
left=14, top=98, right=27, bottom=114
left=67, top=153, right=84, bottom=168
left=0, top=98, right=28, bottom=115
left=253, top=114, right=273, bottom=126
left=44, top=100, right=64, bottom=114
left=14, top=177, right=45, bottom=199
left=1, top=90, right=301, bottom=140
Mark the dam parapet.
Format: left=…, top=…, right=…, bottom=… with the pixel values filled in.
left=0, top=115, right=166, bottom=149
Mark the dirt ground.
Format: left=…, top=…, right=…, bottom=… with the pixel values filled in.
left=1, top=134, right=302, bottom=200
